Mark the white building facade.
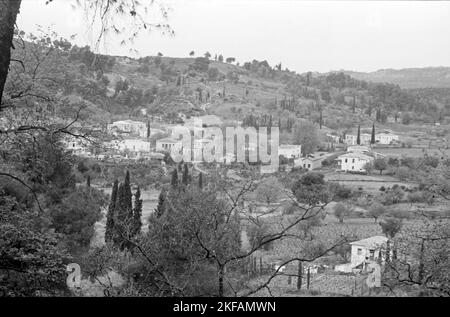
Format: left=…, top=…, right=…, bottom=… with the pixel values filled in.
left=278, top=144, right=302, bottom=159
left=345, top=133, right=372, bottom=146
left=375, top=133, right=399, bottom=145
left=335, top=236, right=390, bottom=273
left=156, top=137, right=183, bottom=153
left=119, top=139, right=151, bottom=153
left=338, top=152, right=374, bottom=172
left=107, top=120, right=147, bottom=138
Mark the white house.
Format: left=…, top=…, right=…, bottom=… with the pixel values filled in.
left=278, top=144, right=302, bottom=159
left=345, top=133, right=371, bottom=146
left=338, top=152, right=374, bottom=172
left=107, top=120, right=147, bottom=138
left=335, top=236, right=389, bottom=273
left=102, top=140, right=121, bottom=151
left=118, top=139, right=151, bottom=153
left=294, top=152, right=334, bottom=170
left=156, top=137, right=183, bottom=153
left=294, top=157, right=321, bottom=170
left=326, top=133, right=341, bottom=143
left=63, top=136, right=91, bottom=156
left=375, top=133, right=399, bottom=145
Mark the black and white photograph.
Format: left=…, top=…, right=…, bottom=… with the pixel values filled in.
left=0, top=0, right=449, bottom=302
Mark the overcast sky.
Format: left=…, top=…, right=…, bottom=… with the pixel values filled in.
left=17, top=0, right=450, bottom=73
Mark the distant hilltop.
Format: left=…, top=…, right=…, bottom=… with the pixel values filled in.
left=342, top=67, right=450, bottom=89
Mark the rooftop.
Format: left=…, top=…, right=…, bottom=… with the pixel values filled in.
left=111, top=119, right=146, bottom=125
left=157, top=137, right=181, bottom=143
left=338, top=152, right=374, bottom=160
left=350, top=236, right=388, bottom=249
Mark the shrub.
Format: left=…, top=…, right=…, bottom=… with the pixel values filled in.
left=408, top=191, right=435, bottom=205
left=388, top=209, right=412, bottom=220
left=333, top=202, right=353, bottom=223
left=395, top=166, right=411, bottom=181
left=367, top=203, right=386, bottom=223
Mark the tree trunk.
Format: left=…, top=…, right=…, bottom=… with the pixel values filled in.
left=0, top=0, right=22, bottom=108
left=296, top=261, right=303, bottom=290
left=418, top=239, right=425, bottom=283
left=306, top=267, right=311, bottom=289
left=218, top=266, right=224, bottom=297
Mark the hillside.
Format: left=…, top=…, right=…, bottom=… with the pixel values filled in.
left=7, top=35, right=450, bottom=138
left=344, top=67, right=450, bottom=89
left=88, top=55, right=450, bottom=130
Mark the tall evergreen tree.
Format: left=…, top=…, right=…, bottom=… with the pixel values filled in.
left=105, top=180, right=118, bottom=243
left=155, top=187, right=167, bottom=218
left=357, top=125, right=361, bottom=145
left=132, top=187, right=143, bottom=237
left=182, top=163, right=190, bottom=185
left=86, top=175, right=91, bottom=188
left=116, top=183, right=127, bottom=223
left=319, top=109, right=323, bottom=129
left=147, top=120, right=151, bottom=139
left=352, top=95, right=356, bottom=113
left=124, top=171, right=133, bottom=219
left=198, top=173, right=203, bottom=189
left=371, top=123, right=376, bottom=144
left=171, top=169, right=178, bottom=187
left=113, top=182, right=126, bottom=247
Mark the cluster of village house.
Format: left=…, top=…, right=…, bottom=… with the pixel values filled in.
left=278, top=235, right=392, bottom=280
left=334, top=235, right=392, bottom=275
left=62, top=117, right=404, bottom=278
left=63, top=116, right=400, bottom=173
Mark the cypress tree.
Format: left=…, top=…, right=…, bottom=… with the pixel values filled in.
left=182, top=163, right=190, bottom=185
left=86, top=175, right=91, bottom=188
left=132, top=187, right=143, bottom=237
left=198, top=173, right=203, bottom=189
left=155, top=187, right=167, bottom=218
left=124, top=171, right=133, bottom=220
left=352, top=95, right=356, bottom=113
left=171, top=169, right=178, bottom=187
left=371, top=123, right=376, bottom=144
left=319, top=109, right=323, bottom=129
left=357, top=125, right=361, bottom=145
left=113, top=182, right=126, bottom=247
left=116, top=183, right=126, bottom=223
left=105, top=180, right=118, bottom=243
left=147, top=120, right=151, bottom=139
